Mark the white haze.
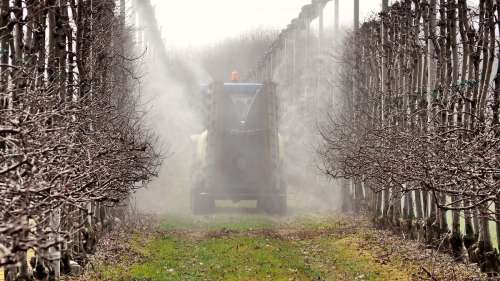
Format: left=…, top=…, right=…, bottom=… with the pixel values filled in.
left=131, top=0, right=418, bottom=214
left=151, top=0, right=390, bottom=48
left=131, top=48, right=210, bottom=213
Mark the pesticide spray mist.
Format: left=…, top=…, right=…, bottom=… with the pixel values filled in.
left=130, top=50, right=211, bottom=214
left=130, top=6, right=341, bottom=215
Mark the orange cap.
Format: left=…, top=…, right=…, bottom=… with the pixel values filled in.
left=231, top=71, right=240, bottom=82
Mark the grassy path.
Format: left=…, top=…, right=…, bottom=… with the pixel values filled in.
left=77, top=212, right=484, bottom=281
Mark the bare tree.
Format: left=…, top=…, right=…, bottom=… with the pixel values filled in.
left=0, top=0, right=161, bottom=279
left=317, top=0, right=500, bottom=273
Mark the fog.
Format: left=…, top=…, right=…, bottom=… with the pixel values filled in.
left=131, top=0, right=342, bottom=215
left=151, top=0, right=391, bottom=48
left=131, top=48, right=209, bottom=214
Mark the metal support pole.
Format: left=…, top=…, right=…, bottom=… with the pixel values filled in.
left=318, top=3, right=324, bottom=52
left=269, top=54, right=274, bottom=80
left=332, top=0, right=340, bottom=108
left=120, top=0, right=125, bottom=26
left=304, top=18, right=311, bottom=99
left=354, top=0, right=359, bottom=30
left=382, top=0, right=389, bottom=11
left=133, top=0, right=141, bottom=48
left=305, top=17, right=310, bottom=67
left=334, top=0, right=339, bottom=34
left=317, top=3, right=324, bottom=110
left=352, top=0, right=361, bottom=208
left=292, top=29, right=297, bottom=98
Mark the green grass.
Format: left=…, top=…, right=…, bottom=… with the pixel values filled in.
left=159, top=213, right=275, bottom=232
left=126, top=236, right=321, bottom=281
left=92, top=215, right=417, bottom=281
left=97, top=232, right=323, bottom=280
left=106, top=146, right=415, bottom=280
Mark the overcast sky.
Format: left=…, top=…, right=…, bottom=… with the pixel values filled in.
left=150, top=0, right=392, bottom=48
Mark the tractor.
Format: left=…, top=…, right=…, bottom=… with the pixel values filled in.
left=190, top=74, right=286, bottom=215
